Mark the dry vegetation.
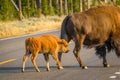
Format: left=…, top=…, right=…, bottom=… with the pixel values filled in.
left=0, top=16, right=65, bottom=38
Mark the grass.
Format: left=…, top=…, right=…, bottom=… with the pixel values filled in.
left=0, top=16, right=65, bottom=39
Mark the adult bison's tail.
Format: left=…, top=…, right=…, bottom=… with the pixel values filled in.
left=60, top=15, right=71, bottom=43
left=59, top=15, right=71, bottom=62
left=95, top=39, right=120, bottom=57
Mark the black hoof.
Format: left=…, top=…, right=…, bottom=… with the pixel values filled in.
left=46, top=68, right=50, bottom=72
left=82, top=66, right=88, bottom=69
left=103, top=64, right=110, bottom=67
left=58, top=66, right=64, bottom=70
left=21, top=68, right=24, bottom=73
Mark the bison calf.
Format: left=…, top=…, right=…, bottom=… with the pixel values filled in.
left=22, top=34, right=69, bottom=72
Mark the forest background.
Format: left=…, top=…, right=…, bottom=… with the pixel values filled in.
left=0, top=0, right=120, bottom=38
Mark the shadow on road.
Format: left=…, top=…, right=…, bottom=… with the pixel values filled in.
left=0, top=66, right=80, bottom=73
left=0, top=65, right=120, bottom=73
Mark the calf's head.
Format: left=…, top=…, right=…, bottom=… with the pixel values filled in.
left=58, top=39, right=69, bottom=53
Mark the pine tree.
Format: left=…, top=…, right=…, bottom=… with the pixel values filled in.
left=42, top=0, right=49, bottom=16
left=52, top=0, right=59, bottom=15
left=48, top=0, right=55, bottom=15
left=36, top=0, right=42, bottom=17
left=68, top=0, right=73, bottom=14
left=116, top=0, right=120, bottom=5
left=73, top=0, right=80, bottom=12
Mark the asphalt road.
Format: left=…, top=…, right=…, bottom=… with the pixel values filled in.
left=0, top=29, right=120, bottom=80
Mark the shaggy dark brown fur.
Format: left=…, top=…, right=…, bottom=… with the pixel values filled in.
left=59, top=5, right=120, bottom=69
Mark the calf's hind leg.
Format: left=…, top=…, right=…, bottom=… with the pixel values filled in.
left=22, top=53, right=30, bottom=72
left=43, top=54, right=50, bottom=71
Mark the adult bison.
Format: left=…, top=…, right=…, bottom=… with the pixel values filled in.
left=59, top=5, right=120, bottom=69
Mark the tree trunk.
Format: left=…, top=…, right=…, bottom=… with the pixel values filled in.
left=49, top=0, right=52, bottom=6
left=11, top=0, right=23, bottom=20
left=64, top=0, right=68, bottom=15
left=80, top=0, right=83, bottom=12
left=111, top=0, right=116, bottom=5
left=70, top=0, right=73, bottom=14
left=59, top=0, right=63, bottom=16
left=104, top=0, right=107, bottom=3
left=11, top=0, right=19, bottom=11
left=87, top=0, right=90, bottom=9
left=36, top=0, right=42, bottom=17
left=18, top=0, right=23, bottom=20
left=27, top=0, right=30, bottom=17
left=56, top=0, right=59, bottom=4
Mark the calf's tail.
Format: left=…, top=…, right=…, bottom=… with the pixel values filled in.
left=25, top=38, right=32, bottom=55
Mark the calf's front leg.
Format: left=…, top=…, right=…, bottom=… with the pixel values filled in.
left=52, top=53, right=63, bottom=70
left=31, top=52, right=40, bottom=72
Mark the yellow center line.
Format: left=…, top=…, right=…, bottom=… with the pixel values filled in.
left=0, top=58, right=17, bottom=65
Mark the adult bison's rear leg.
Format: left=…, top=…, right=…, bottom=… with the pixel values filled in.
left=102, top=48, right=110, bottom=68
left=95, top=46, right=110, bottom=67
left=103, top=54, right=110, bottom=67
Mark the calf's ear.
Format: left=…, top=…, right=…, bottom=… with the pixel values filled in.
left=58, top=39, right=68, bottom=46
left=58, top=39, right=65, bottom=44
left=58, top=40, right=63, bottom=44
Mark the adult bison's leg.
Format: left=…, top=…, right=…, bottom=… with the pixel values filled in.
left=102, top=48, right=110, bottom=67
left=103, top=53, right=110, bottom=67
left=73, top=35, right=87, bottom=69
left=58, top=52, right=62, bottom=62
left=73, top=44, right=87, bottom=69
left=95, top=46, right=110, bottom=67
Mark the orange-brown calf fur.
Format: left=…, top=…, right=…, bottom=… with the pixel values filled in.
left=22, top=34, right=69, bottom=72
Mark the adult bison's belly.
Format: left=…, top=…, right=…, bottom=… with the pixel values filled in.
left=83, top=34, right=109, bottom=48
